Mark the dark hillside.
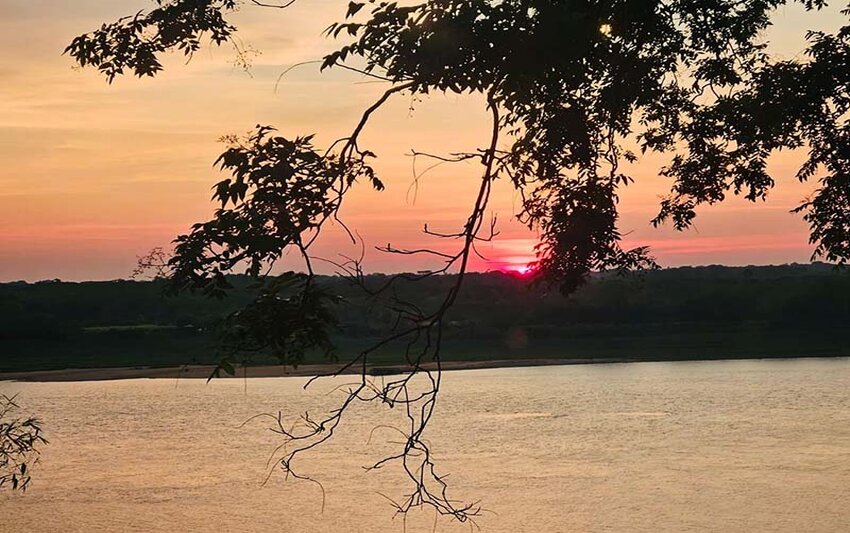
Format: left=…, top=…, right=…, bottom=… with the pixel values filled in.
left=1, top=264, right=848, bottom=372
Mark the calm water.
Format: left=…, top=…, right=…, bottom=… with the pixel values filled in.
left=1, top=359, right=849, bottom=532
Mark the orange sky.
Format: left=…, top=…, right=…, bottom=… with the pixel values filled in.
left=0, top=1, right=842, bottom=281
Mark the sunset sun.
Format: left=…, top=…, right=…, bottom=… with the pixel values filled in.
left=497, top=260, right=538, bottom=277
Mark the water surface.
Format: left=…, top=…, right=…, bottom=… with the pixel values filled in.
left=2, top=358, right=849, bottom=532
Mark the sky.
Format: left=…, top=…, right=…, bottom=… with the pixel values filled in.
left=0, top=1, right=844, bottom=281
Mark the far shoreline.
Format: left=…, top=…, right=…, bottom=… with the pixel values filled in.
left=1, top=354, right=848, bottom=383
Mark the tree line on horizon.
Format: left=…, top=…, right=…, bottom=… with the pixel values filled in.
left=2, top=263, right=848, bottom=372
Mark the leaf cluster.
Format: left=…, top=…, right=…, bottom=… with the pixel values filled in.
left=64, top=0, right=238, bottom=82
left=166, top=126, right=374, bottom=298
left=0, top=395, right=47, bottom=492
left=210, top=272, right=340, bottom=376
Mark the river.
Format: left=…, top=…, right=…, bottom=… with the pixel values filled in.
left=1, top=358, right=849, bottom=532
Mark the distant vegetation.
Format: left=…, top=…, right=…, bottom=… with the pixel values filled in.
left=1, top=263, right=848, bottom=372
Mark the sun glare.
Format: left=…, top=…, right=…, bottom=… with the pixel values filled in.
left=504, top=264, right=536, bottom=278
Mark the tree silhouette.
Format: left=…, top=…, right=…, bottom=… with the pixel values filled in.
left=67, top=0, right=850, bottom=523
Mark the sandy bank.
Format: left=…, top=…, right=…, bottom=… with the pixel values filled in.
left=0, top=357, right=638, bottom=382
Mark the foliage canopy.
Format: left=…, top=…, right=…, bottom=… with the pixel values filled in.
left=67, top=0, right=850, bottom=522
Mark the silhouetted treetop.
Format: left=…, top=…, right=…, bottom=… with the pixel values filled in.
left=67, top=0, right=849, bottom=291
